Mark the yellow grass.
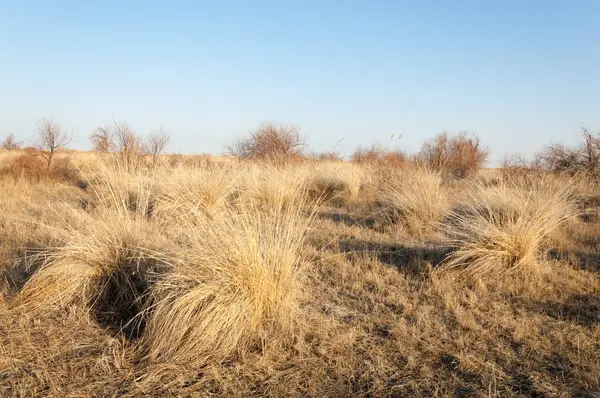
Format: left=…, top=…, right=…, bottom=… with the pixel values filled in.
left=381, top=167, right=450, bottom=236
left=143, top=193, right=314, bottom=365
left=441, top=178, right=579, bottom=275
left=1, top=150, right=599, bottom=396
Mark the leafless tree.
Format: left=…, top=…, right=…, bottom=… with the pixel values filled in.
left=35, top=118, right=72, bottom=169
left=143, top=127, right=171, bottom=165
left=1, top=134, right=23, bottom=150
left=113, top=120, right=143, bottom=171
left=90, top=125, right=114, bottom=152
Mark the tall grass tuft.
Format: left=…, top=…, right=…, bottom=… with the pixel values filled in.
left=142, top=188, right=314, bottom=366
left=440, top=179, right=579, bottom=276
left=306, top=161, right=363, bottom=205
left=14, top=164, right=172, bottom=337
left=381, top=167, right=450, bottom=236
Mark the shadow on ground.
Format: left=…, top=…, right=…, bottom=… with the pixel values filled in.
left=519, top=292, right=600, bottom=328
left=338, top=238, right=452, bottom=279
left=317, top=211, right=379, bottom=229
left=547, top=248, right=600, bottom=273
left=0, top=246, right=47, bottom=296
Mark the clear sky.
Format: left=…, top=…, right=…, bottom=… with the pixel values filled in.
left=1, top=1, right=599, bottom=163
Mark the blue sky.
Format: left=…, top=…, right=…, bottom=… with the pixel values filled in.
left=1, top=1, right=599, bottom=163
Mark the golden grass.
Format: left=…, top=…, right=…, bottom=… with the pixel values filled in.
left=381, top=167, right=450, bottom=236
left=1, top=151, right=600, bottom=396
left=153, top=165, right=240, bottom=218
left=441, top=179, right=579, bottom=276
left=14, top=169, right=172, bottom=339
left=306, top=161, right=363, bottom=205
left=143, top=194, right=314, bottom=365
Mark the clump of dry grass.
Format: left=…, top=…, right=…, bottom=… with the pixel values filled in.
left=381, top=167, right=450, bottom=236
left=306, top=162, right=363, bottom=205
left=142, top=189, right=314, bottom=366
left=239, top=163, right=311, bottom=211
left=440, top=179, right=579, bottom=276
left=14, top=167, right=172, bottom=337
left=153, top=166, right=239, bottom=218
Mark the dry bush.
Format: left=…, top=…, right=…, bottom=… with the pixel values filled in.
left=381, top=167, right=450, bottom=236
left=536, top=127, right=600, bottom=179
left=48, top=157, right=84, bottom=185
left=500, top=153, right=547, bottom=188
left=90, top=126, right=114, bottom=153
left=142, top=188, right=313, bottom=365
left=0, top=153, right=82, bottom=185
left=314, top=151, right=343, bottom=161
left=0, top=153, right=46, bottom=182
left=112, top=120, right=145, bottom=172
left=34, top=118, right=72, bottom=170
left=1, top=134, right=22, bottom=150
left=143, top=127, right=171, bottom=166
left=228, top=123, right=305, bottom=163
left=419, top=132, right=488, bottom=178
left=351, top=144, right=406, bottom=167
left=441, top=180, right=579, bottom=276
left=166, top=153, right=214, bottom=168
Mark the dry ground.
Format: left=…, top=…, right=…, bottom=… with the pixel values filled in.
left=0, top=149, right=599, bottom=397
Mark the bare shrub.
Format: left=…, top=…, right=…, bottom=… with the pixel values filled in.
left=112, top=121, right=144, bottom=172
left=536, top=127, right=600, bottom=179
left=143, top=127, right=171, bottom=166
left=34, top=118, right=72, bottom=170
left=166, top=154, right=214, bottom=168
left=501, top=153, right=544, bottom=183
left=228, top=123, right=305, bottom=162
left=419, top=132, right=488, bottom=178
left=1, top=134, right=22, bottom=150
left=90, top=126, right=114, bottom=152
left=315, top=151, right=343, bottom=161
left=0, top=153, right=82, bottom=185
left=351, top=144, right=406, bottom=167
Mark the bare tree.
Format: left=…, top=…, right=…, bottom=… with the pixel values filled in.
left=90, top=125, right=114, bottom=152
left=228, top=123, right=305, bottom=161
left=143, top=127, right=171, bottom=165
left=113, top=120, right=143, bottom=171
left=35, top=118, right=72, bottom=170
left=1, top=134, right=23, bottom=150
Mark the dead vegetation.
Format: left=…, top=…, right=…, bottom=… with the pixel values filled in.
left=1, top=134, right=23, bottom=150
left=1, top=132, right=600, bottom=397
left=228, top=122, right=305, bottom=163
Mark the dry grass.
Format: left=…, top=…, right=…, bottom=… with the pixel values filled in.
left=143, top=193, right=314, bottom=365
left=306, top=161, right=363, bottom=205
left=0, top=152, right=83, bottom=185
left=441, top=178, right=579, bottom=276
left=1, top=150, right=600, bottom=397
left=381, top=167, right=450, bottom=236
left=14, top=168, right=172, bottom=339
